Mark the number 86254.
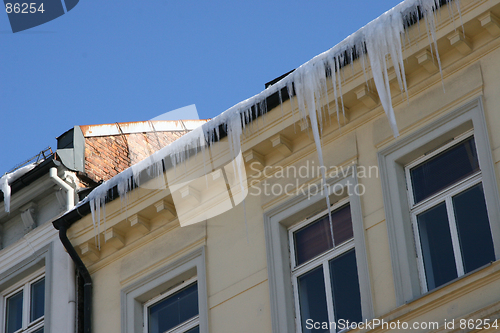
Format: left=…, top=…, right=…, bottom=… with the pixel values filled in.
left=5, top=3, right=45, bottom=14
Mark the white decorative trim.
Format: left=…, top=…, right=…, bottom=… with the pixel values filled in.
left=378, top=97, right=500, bottom=305
left=0, top=223, right=56, bottom=273
left=0, top=224, right=77, bottom=333
left=1, top=268, right=45, bottom=333
left=143, top=277, right=199, bottom=333
left=121, top=247, right=208, bottom=333
left=270, top=134, right=293, bottom=157
left=0, top=243, right=52, bottom=332
left=20, top=202, right=37, bottom=233
left=263, top=170, right=373, bottom=333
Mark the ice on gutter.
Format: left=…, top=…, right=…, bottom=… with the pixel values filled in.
left=0, top=163, right=37, bottom=213
left=67, top=0, right=461, bottom=244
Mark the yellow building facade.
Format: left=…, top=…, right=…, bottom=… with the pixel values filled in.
left=56, top=0, right=500, bottom=331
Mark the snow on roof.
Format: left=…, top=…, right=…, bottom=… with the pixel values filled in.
left=0, top=163, right=37, bottom=213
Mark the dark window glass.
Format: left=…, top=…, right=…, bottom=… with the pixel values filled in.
left=298, top=266, right=329, bottom=333
left=31, top=278, right=45, bottom=322
left=185, top=326, right=199, bottom=333
left=294, top=205, right=353, bottom=266
left=410, top=137, right=479, bottom=203
left=417, top=203, right=458, bottom=290
left=453, top=183, right=495, bottom=273
left=6, top=291, right=23, bottom=333
left=331, top=205, right=353, bottom=246
left=33, top=328, right=44, bottom=333
left=329, top=250, right=362, bottom=328
left=148, top=282, right=198, bottom=333
left=294, top=215, right=333, bottom=266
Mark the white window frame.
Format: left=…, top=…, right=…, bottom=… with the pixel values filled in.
left=289, top=198, right=358, bottom=333
left=378, top=97, right=500, bottom=305
left=1, top=268, right=45, bottom=333
left=405, top=130, right=477, bottom=209
left=143, top=277, right=199, bottom=333
left=121, top=247, right=208, bottom=333
left=404, top=130, right=490, bottom=293
left=263, top=169, right=373, bottom=333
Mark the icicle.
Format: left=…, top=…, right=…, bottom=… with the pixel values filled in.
left=320, top=62, right=332, bottom=127
left=365, top=10, right=403, bottom=137
left=360, top=50, right=370, bottom=90
left=252, top=103, right=260, bottom=131
left=389, top=12, right=409, bottom=101
left=260, top=99, right=267, bottom=126
left=286, top=80, right=298, bottom=133
left=350, top=50, right=355, bottom=76
left=455, top=0, right=464, bottom=33
left=0, top=175, right=11, bottom=214
left=90, top=198, right=98, bottom=244
left=96, top=197, right=101, bottom=249
left=243, top=108, right=249, bottom=134
left=102, top=200, right=107, bottom=244
left=420, top=0, right=445, bottom=90
left=446, top=0, right=457, bottom=30
left=327, top=55, right=341, bottom=130
left=226, top=114, right=249, bottom=242
left=0, top=163, right=37, bottom=213
left=292, top=66, right=334, bottom=225
left=319, top=60, right=330, bottom=128
left=335, top=56, right=346, bottom=124
left=312, top=62, right=326, bottom=135
left=278, top=89, right=285, bottom=132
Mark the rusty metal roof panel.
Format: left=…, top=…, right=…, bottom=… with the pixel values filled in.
left=80, top=119, right=209, bottom=137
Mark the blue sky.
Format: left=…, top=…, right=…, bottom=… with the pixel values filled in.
left=0, top=0, right=402, bottom=174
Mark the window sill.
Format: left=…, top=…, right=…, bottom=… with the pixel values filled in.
left=358, top=259, right=500, bottom=330
left=408, top=261, right=494, bottom=304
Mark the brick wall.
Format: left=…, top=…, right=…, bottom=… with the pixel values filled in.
left=84, top=131, right=188, bottom=183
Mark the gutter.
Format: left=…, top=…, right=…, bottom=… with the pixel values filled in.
left=49, top=168, right=75, bottom=211
left=54, top=223, right=92, bottom=333
left=50, top=169, right=91, bottom=333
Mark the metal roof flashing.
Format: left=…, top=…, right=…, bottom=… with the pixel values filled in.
left=79, top=120, right=209, bottom=137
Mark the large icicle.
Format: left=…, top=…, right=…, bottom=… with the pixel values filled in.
left=291, top=63, right=333, bottom=223
left=226, top=113, right=250, bottom=240
left=365, top=8, right=407, bottom=137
